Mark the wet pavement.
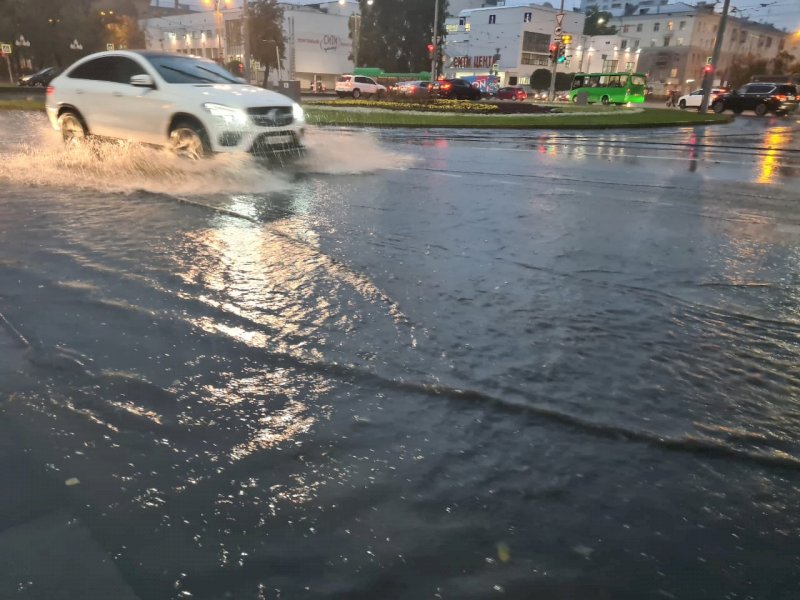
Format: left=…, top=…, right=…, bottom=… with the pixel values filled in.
left=1, top=111, right=800, bottom=599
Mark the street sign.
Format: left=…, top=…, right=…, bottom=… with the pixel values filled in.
left=556, top=13, right=565, bottom=26
left=106, top=43, right=114, bottom=51
left=492, top=62, right=499, bottom=71
left=706, top=56, right=712, bottom=64
left=554, top=26, right=562, bottom=35
left=1, top=44, right=11, bottom=54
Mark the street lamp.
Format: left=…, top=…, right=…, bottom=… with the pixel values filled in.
left=203, top=0, right=232, bottom=62
left=15, top=35, right=30, bottom=73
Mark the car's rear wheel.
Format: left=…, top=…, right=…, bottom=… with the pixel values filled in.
left=754, top=103, right=768, bottom=117
left=601, top=95, right=610, bottom=105
left=57, top=111, right=87, bottom=147
left=352, top=88, right=361, bottom=99
left=169, top=120, right=210, bottom=160
left=712, top=101, right=725, bottom=114
left=678, top=100, right=686, bottom=109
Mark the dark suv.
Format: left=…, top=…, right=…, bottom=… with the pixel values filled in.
left=712, top=82, right=798, bottom=116
left=432, top=78, right=481, bottom=101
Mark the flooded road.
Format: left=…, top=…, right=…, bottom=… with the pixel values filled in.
left=1, top=111, right=800, bottom=599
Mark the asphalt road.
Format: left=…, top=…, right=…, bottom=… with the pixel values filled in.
left=1, top=112, right=800, bottom=599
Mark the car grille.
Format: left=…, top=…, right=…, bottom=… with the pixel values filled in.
left=247, top=106, right=293, bottom=127
left=249, top=131, right=304, bottom=157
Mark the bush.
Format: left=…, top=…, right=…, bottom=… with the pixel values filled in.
left=314, top=98, right=498, bottom=113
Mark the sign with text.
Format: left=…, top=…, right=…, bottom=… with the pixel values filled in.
left=1, top=44, right=11, bottom=54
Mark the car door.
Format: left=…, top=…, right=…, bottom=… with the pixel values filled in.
left=102, top=56, right=169, bottom=145
left=64, top=56, right=121, bottom=136
left=687, top=89, right=702, bottom=107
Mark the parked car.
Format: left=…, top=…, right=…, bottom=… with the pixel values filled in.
left=335, top=74, right=386, bottom=99
left=531, top=90, right=548, bottom=101
left=431, top=78, right=481, bottom=101
left=556, top=91, right=570, bottom=102
left=497, top=86, right=528, bottom=101
left=676, top=87, right=727, bottom=109
left=711, top=82, right=798, bottom=116
left=18, top=67, right=58, bottom=87
left=46, top=50, right=305, bottom=160
left=395, top=80, right=432, bottom=97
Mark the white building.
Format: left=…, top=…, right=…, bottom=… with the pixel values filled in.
left=140, top=0, right=358, bottom=90
left=443, top=3, right=586, bottom=86
left=570, top=34, right=642, bottom=73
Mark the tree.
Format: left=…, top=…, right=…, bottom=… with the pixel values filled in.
left=583, top=7, right=617, bottom=36
left=355, top=0, right=448, bottom=72
left=249, top=0, right=285, bottom=86
left=771, top=50, right=794, bottom=75
left=530, top=68, right=551, bottom=90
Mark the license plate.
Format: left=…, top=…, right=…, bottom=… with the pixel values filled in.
left=788, top=95, right=795, bottom=100
left=268, top=135, right=293, bottom=145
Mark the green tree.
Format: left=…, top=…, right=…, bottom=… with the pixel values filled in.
left=355, top=0, right=448, bottom=72
left=771, top=50, right=794, bottom=75
left=249, top=0, right=285, bottom=86
left=530, top=68, right=551, bottom=90
left=583, top=7, right=617, bottom=35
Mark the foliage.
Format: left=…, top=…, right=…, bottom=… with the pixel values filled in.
left=312, top=97, right=497, bottom=113
left=531, top=68, right=551, bottom=90
left=0, top=0, right=150, bottom=71
left=355, top=0, right=448, bottom=72
left=248, top=0, right=285, bottom=84
left=725, top=53, right=800, bottom=88
left=583, top=7, right=617, bottom=35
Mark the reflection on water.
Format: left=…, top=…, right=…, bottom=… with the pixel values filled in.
left=756, top=128, right=791, bottom=184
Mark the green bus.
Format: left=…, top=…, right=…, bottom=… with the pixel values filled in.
left=568, top=72, right=647, bottom=105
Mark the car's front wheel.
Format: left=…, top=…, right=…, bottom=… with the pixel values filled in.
left=352, top=88, right=361, bottom=99
left=169, top=120, right=210, bottom=160
left=712, top=101, right=725, bottom=114
left=754, top=103, right=768, bottom=117
left=57, top=111, right=87, bottom=147
left=678, top=100, right=686, bottom=109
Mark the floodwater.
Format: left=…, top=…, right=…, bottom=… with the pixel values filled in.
left=1, top=111, right=800, bottom=599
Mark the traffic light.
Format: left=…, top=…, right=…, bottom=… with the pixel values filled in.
left=427, top=43, right=435, bottom=59
left=549, top=42, right=559, bottom=63
left=557, top=45, right=567, bottom=63
left=703, top=63, right=713, bottom=74
left=561, top=34, right=572, bottom=45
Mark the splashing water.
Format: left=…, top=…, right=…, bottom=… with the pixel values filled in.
left=0, top=112, right=412, bottom=196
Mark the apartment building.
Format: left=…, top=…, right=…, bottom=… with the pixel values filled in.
left=443, top=3, right=585, bottom=85
left=611, top=2, right=789, bottom=94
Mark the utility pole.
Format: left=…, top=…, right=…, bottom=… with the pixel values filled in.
left=699, top=0, right=730, bottom=112
left=431, top=0, right=440, bottom=81
left=548, top=0, right=565, bottom=102
left=242, top=0, right=251, bottom=82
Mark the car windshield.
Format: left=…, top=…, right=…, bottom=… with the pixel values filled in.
left=144, top=55, right=240, bottom=84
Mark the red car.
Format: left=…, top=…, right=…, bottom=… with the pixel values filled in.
left=497, top=86, right=527, bottom=101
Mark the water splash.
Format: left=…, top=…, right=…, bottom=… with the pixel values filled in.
left=0, top=112, right=411, bottom=195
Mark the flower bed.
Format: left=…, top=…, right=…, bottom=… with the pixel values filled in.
left=311, top=98, right=498, bottom=113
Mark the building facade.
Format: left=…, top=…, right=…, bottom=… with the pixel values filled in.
left=443, top=3, right=586, bottom=86
left=610, top=2, right=790, bottom=94
left=140, top=0, right=357, bottom=89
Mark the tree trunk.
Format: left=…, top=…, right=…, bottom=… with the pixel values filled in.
left=261, top=65, right=270, bottom=88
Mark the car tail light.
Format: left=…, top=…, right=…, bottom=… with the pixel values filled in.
left=46, top=86, right=54, bottom=96
left=775, top=94, right=787, bottom=102
left=442, top=83, right=452, bottom=90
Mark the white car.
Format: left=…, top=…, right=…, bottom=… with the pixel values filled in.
left=46, top=50, right=305, bottom=159
left=335, top=74, right=386, bottom=99
left=676, top=87, right=728, bottom=110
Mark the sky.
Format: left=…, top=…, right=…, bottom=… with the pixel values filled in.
left=159, top=0, right=800, bottom=33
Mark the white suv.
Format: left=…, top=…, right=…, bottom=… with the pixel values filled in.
left=335, top=75, right=386, bottom=99
left=46, top=50, right=305, bottom=159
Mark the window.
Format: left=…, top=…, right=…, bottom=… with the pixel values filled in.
left=489, top=14, right=496, bottom=24
left=459, top=17, right=466, bottom=26
left=145, top=55, right=239, bottom=84
left=663, top=36, right=670, bottom=46
left=667, top=21, right=673, bottom=31
left=623, top=24, right=630, bottom=33
left=653, top=22, right=660, bottom=31
left=68, top=56, right=146, bottom=83
left=523, top=12, right=532, bottom=22
left=633, top=39, right=640, bottom=49
left=677, top=37, right=684, bottom=46
left=650, top=38, right=656, bottom=47
left=670, top=67, right=678, bottom=77
left=636, top=23, right=643, bottom=32
left=739, top=30, right=746, bottom=43
left=522, top=31, right=551, bottom=53
left=765, top=37, right=772, bottom=48
left=679, top=20, right=686, bottom=30
left=621, top=40, right=628, bottom=49
left=601, top=59, right=618, bottom=72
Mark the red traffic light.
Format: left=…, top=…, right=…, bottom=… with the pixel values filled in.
left=427, top=43, right=434, bottom=53
left=703, top=64, right=713, bottom=73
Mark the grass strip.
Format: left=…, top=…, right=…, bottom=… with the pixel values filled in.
left=0, top=99, right=45, bottom=111
left=305, top=107, right=731, bottom=129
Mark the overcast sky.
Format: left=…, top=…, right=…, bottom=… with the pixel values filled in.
left=161, top=0, right=800, bottom=33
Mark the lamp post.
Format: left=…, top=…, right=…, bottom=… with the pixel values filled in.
left=431, top=0, right=440, bottom=81
left=15, top=35, right=30, bottom=74
left=203, top=0, right=232, bottom=62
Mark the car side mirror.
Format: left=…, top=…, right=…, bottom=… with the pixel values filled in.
left=130, top=74, right=155, bottom=88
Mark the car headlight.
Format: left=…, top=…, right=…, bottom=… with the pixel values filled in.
left=203, top=103, right=248, bottom=127
left=292, top=102, right=305, bottom=123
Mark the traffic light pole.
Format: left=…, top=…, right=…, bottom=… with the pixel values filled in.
left=699, top=0, right=731, bottom=113
left=431, top=0, right=440, bottom=81
left=548, top=0, right=565, bottom=102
